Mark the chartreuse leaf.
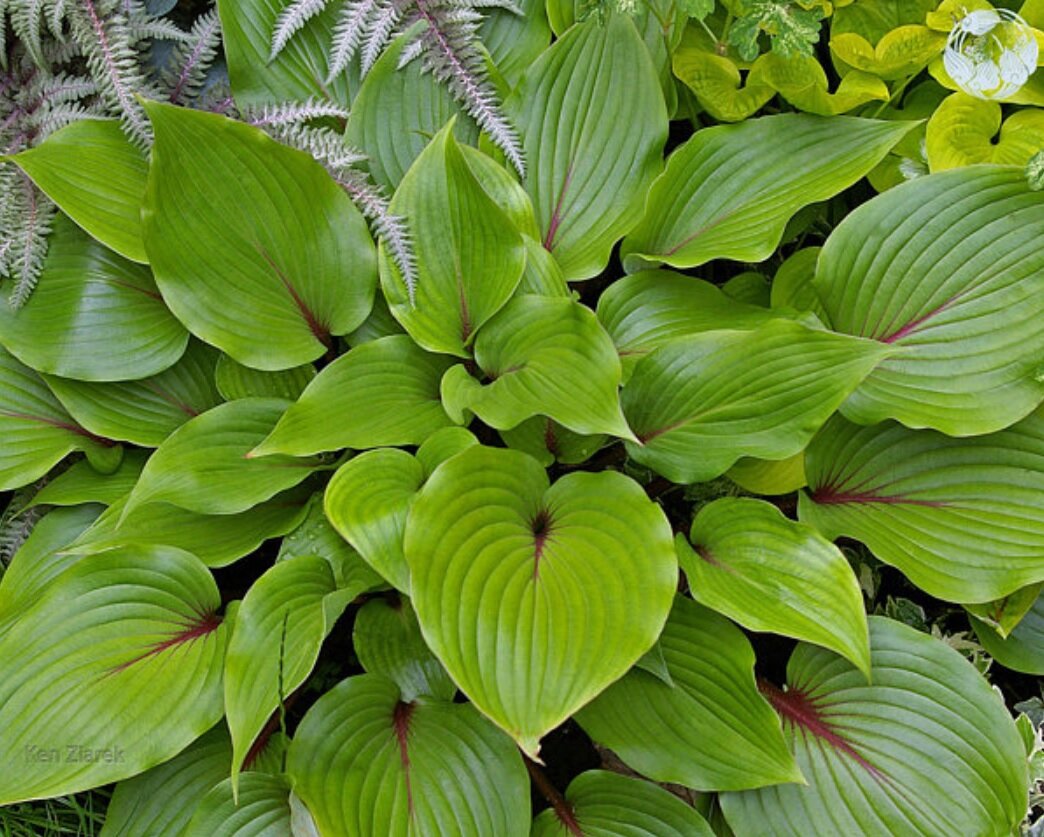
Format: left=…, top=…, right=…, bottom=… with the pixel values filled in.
left=285, top=674, right=530, bottom=836
left=30, top=449, right=148, bottom=508
left=380, top=122, right=524, bottom=355
left=972, top=591, right=1044, bottom=675
left=405, top=446, right=676, bottom=756
left=353, top=597, right=456, bottom=701
left=829, top=26, right=946, bottom=78
left=100, top=725, right=232, bottom=837
left=965, top=583, right=1042, bottom=638
left=678, top=497, right=870, bottom=676
left=926, top=93, right=1044, bottom=171
left=215, top=354, right=315, bottom=401
left=726, top=451, right=807, bottom=494
left=0, top=218, right=186, bottom=382
left=499, top=417, right=605, bottom=467
left=814, top=166, right=1044, bottom=435
left=672, top=36, right=775, bottom=122
left=799, top=412, right=1044, bottom=603
left=620, top=114, right=912, bottom=271
left=143, top=102, right=376, bottom=370
left=324, top=428, right=478, bottom=591
left=43, top=339, right=222, bottom=447
left=720, top=617, right=1028, bottom=835
left=0, top=345, right=117, bottom=490
left=252, top=335, right=455, bottom=457
left=186, top=773, right=292, bottom=836
left=749, top=53, right=888, bottom=114
left=8, top=119, right=148, bottom=263
left=575, top=596, right=800, bottom=790
left=532, top=771, right=713, bottom=837
left=510, top=15, right=667, bottom=280
left=0, top=546, right=229, bottom=804
left=622, top=319, right=889, bottom=484
left=122, top=398, right=323, bottom=517
left=441, top=296, right=632, bottom=439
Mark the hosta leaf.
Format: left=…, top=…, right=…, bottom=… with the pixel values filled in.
left=620, top=114, right=912, bottom=271
left=672, top=39, right=775, bottom=122
left=972, top=591, right=1044, bottom=675
left=8, top=119, right=148, bottom=263
left=30, top=449, right=148, bottom=508
left=43, top=340, right=222, bottom=447
left=0, top=218, right=186, bottom=382
left=829, top=26, right=946, bottom=79
left=749, top=54, right=889, bottom=115
left=405, top=446, right=676, bottom=756
left=353, top=597, right=456, bottom=702
left=726, top=451, right=808, bottom=495
left=799, top=412, right=1044, bottom=603
left=215, top=355, right=316, bottom=401
left=814, top=166, right=1044, bottom=435
left=531, top=770, right=713, bottom=836
left=100, top=725, right=232, bottom=837
left=285, top=674, right=530, bottom=836
left=0, top=346, right=116, bottom=490
left=481, top=0, right=551, bottom=86
left=252, top=335, right=455, bottom=457
left=677, top=497, right=870, bottom=676
left=720, top=617, right=1029, bottom=836
left=143, top=102, right=376, bottom=369
left=122, top=398, right=323, bottom=517
left=926, top=94, right=1044, bottom=172
left=379, top=122, right=525, bottom=356
left=575, top=596, right=800, bottom=790
left=186, top=773, right=292, bottom=836
left=770, top=246, right=826, bottom=318
left=965, top=583, right=1042, bottom=638
left=499, top=416, right=605, bottom=467
left=0, top=546, right=229, bottom=804
left=441, top=296, right=632, bottom=439
left=622, top=320, right=889, bottom=484
left=510, top=15, right=667, bottom=280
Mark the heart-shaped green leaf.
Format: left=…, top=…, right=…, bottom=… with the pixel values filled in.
left=252, top=335, right=456, bottom=457
left=621, top=319, right=889, bottom=483
left=720, top=617, right=1029, bottom=836
left=575, top=595, right=801, bottom=790
left=143, top=101, right=376, bottom=369
left=620, top=114, right=913, bottom=271
left=405, top=446, right=676, bottom=756
left=926, top=93, right=1044, bottom=172
left=285, top=674, right=530, bottom=836
left=815, top=165, right=1044, bottom=435
left=509, top=15, right=667, bottom=280
left=678, top=497, right=870, bottom=676
left=0, top=546, right=229, bottom=804
left=799, top=412, right=1044, bottom=603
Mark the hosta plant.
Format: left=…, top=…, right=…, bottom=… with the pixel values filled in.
left=0, top=0, right=1042, bottom=835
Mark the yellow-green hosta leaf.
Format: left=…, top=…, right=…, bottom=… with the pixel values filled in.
left=143, top=102, right=376, bottom=370
left=214, top=355, right=315, bottom=401
left=481, top=0, right=551, bottom=86
left=770, top=246, right=826, bottom=317
left=405, top=446, right=677, bottom=756
left=749, top=53, right=889, bottom=114
left=531, top=771, right=714, bottom=837
left=9, top=120, right=148, bottom=263
left=720, top=617, right=1029, bottom=836
left=829, top=26, right=946, bottom=79
left=726, top=451, right=807, bottom=494
left=285, top=674, right=530, bottom=836
left=620, top=114, right=914, bottom=271
left=510, top=15, right=668, bottom=280
left=678, top=497, right=870, bottom=676
left=971, top=590, right=1044, bottom=675
left=0, top=546, right=229, bottom=804
left=799, top=412, right=1044, bottom=602
left=498, top=416, right=605, bottom=467
left=814, top=166, right=1044, bottom=435
left=575, top=596, right=801, bottom=790
left=30, top=449, right=149, bottom=508
left=965, top=583, right=1042, bottom=638
left=186, top=773, right=292, bottom=837
left=380, top=122, right=525, bottom=356
left=621, top=319, right=889, bottom=484
left=926, top=93, right=1044, bottom=171
left=672, top=41, right=775, bottom=122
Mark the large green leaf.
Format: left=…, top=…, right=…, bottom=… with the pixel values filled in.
left=9, top=120, right=147, bottom=262
left=29, top=449, right=149, bottom=508
left=186, top=773, right=292, bottom=836
left=43, top=339, right=222, bottom=447
left=814, top=165, right=1044, bottom=435
left=143, top=102, right=376, bottom=369
left=0, top=218, right=186, bottom=381
left=379, top=122, right=525, bottom=356
left=799, top=412, right=1044, bottom=603
left=481, top=0, right=551, bottom=86
left=509, top=15, right=667, bottom=280
left=285, top=674, right=530, bottom=836
left=122, top=398, right=323, bottom=517
left=720, top=617, right=1029, bottom=836
left=972, top=591, right=1044, bottom=675
left=441, top=296, right=633, bottom=439
left=405, top=446, right=676, bottom=756
left=0, top=345, right=117, bottom=490
left=0, top=546, right=229, bottom=804
left=620, top=114, right=912, bottom=271
left=677, top=497, right=870, bottom=676
left=926, top=93, right=1044, bottom=172
left=621, top=319, right=889, bottom=484
left=575, top=596, right=801, bottom=790
left=252, top=335, right=455, bottom=456
left=531, top=770, right=713, bottom=837
left=214, top=354, right=315, bottom=401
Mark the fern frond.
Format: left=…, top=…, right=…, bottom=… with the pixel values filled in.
left=0, top=489, right=43, bottom=568
left=30, top=101, right=104, bottom=140
left=35, top=72, right=98, bottom=106
left=359, top=1, right=403, bottom=74
left=125, top=17, right=190, bottom=43
left=246, top=97, right=350, bottom=126
left=327, top=0, right=380, bottom=80
left=1, top=171, right=56, bottom=308
left=270, top=0, right=328, bottom=60
left=9, top=0, right=52, bottom=66
left=164, top=8, right=222, bottom=105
